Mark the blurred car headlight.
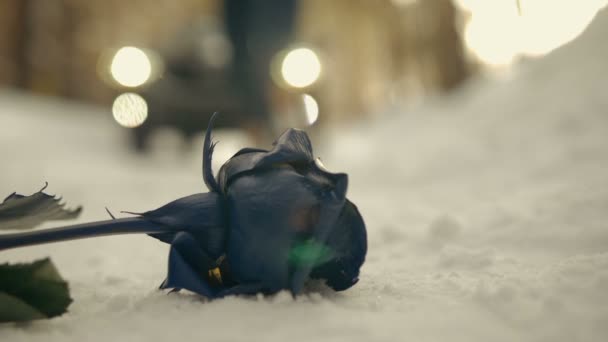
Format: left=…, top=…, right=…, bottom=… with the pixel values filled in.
left=279, top=47, right=322, bottom=89
left=112, top=93, right=148, bottom=128
left=302, top=94, right=319, bottom=125
left=111, top=47, right=152, bottom=87
left=99, top=46, right=163, bottom=89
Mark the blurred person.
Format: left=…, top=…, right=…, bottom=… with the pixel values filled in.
left=224, top=0, right=299, bottom=142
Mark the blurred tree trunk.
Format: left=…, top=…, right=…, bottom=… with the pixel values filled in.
left=0, top=0, right=29, bottom=87
left=297, top=0, right=471, bottom=125
left=2, top=0, right=218, bottom=103
left=427, top=0, right=469, bottom=91
left=398, top=0, right=469, bottom=93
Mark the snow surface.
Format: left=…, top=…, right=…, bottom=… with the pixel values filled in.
left=2, top=9, right=608, bottom=342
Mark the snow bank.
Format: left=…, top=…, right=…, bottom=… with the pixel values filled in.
left=325, top=7, right=608, bottom=341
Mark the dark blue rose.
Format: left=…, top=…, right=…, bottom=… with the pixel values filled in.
left=0, top=114, right=367, bottom=298
left=147, top=114, right=367, bottom=297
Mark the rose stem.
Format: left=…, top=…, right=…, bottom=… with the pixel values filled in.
left=0, top=218, right=172, bottom=251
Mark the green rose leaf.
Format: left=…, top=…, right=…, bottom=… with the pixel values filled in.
left=0, top=258, right=72, bottom=323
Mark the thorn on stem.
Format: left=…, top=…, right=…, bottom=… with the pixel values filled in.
left=105, top=207, right=116, bottom=220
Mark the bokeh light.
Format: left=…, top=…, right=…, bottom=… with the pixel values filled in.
left=112, top=93, right=148, bottom=128
left=517, top=0, right=606, bottom=56
left=302, top=94, right=319, bottom=125
left=110, top=47, right=152, bottom=87
left=457, top=0, right=608, bottom=66
left=281, top=48, right=321, bottom=88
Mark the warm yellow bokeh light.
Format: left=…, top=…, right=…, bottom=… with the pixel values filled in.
left=302, top=94, right=319, bottom=125
left=281, top=48, right=322, bottom=88
left=112, top=93, right=148, bottom=128
left=457, top=0, right=608, bottom=66
left=111, top=47, right=152, bottom=87
left=517, top=0, right=606, bottom=56
left=462, top=1, right=520, bottom=66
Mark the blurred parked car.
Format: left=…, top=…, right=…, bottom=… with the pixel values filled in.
left=105, top=7, right=321, bottom=151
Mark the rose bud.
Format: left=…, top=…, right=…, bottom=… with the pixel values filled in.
left=0, top=113, right=367, bottom=298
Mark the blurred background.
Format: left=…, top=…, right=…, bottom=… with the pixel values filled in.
left=2, top=1, right=608, bottom=340
left=2, top=0, right=604, bottom=151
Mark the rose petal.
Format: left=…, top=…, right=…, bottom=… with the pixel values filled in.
left=217, top=129, right=315, bottom=193
left=309, top=200, right=367, bottom=291
left=160, top=232, right=218, bottom=297
left=226, top=167, right=319, bottom=291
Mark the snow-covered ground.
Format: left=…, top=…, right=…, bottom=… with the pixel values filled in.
left=2, top=9, right=608, bottom=342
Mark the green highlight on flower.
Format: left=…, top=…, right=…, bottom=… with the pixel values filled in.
left=289, top=239, right=333, bottom=268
